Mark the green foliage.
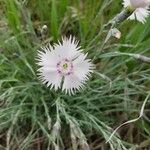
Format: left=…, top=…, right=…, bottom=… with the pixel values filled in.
left=0, top=0, right=150, bottom=149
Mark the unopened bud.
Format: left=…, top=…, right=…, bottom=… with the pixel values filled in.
left=41, top=25, right=48, bottom=35
left=42, top=25, right=48, bottom=31
left=53, top=121, right=61, bottom=132
left=82, top=142, right=90, bottom=150
left=52, top=121, right=61, bottom=139
left=54, top=144, right=59, bottom=150
left=47, top=117, right=52, bottom=130
left=111, top=28, right=121, bottom=39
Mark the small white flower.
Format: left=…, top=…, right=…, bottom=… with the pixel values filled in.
left=123, top=0, right=150, bottom=23
left=36, top=36, right=93, bottom=95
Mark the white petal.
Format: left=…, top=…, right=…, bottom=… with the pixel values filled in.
left=123, top=0, right=150, bottom=8
left=40, top=70, right=62, bottom=90
left=130, top=0, right=150, bottom=8
left=123, top=0, right=131, bottom=8
left=129, top=8, right=149, bottom=23
left=53, top=36, right=81, bottom=60
left=123, top=0, right=150, bottom=23
left=73, top=53, right=93, bottom=80
left=37, top=49, right=59, bottom=67
left=62, top=74, right=84, bottom=95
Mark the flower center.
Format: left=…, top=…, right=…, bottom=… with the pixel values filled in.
left=57, top=59, right=73, bottom=75
left=62, top=63, right=68, bottom=69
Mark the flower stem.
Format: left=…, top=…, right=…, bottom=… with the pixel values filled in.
left=112, top=8, right=133, bottom=24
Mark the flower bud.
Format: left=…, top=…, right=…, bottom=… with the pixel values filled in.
left=111, top=28, right=121, bottom=39
left=82, top=142, right=90, bottom=150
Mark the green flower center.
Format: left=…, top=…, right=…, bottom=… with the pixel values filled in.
left=63, top=63, right=68, bottom=70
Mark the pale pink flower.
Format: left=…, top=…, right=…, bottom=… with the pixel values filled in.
left=36, top=36, right=93, bottom=95
left=123, top=0, right=150, bottom=23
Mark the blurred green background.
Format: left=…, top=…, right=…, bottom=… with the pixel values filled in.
left=0, top=0, right=150, bottom=150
